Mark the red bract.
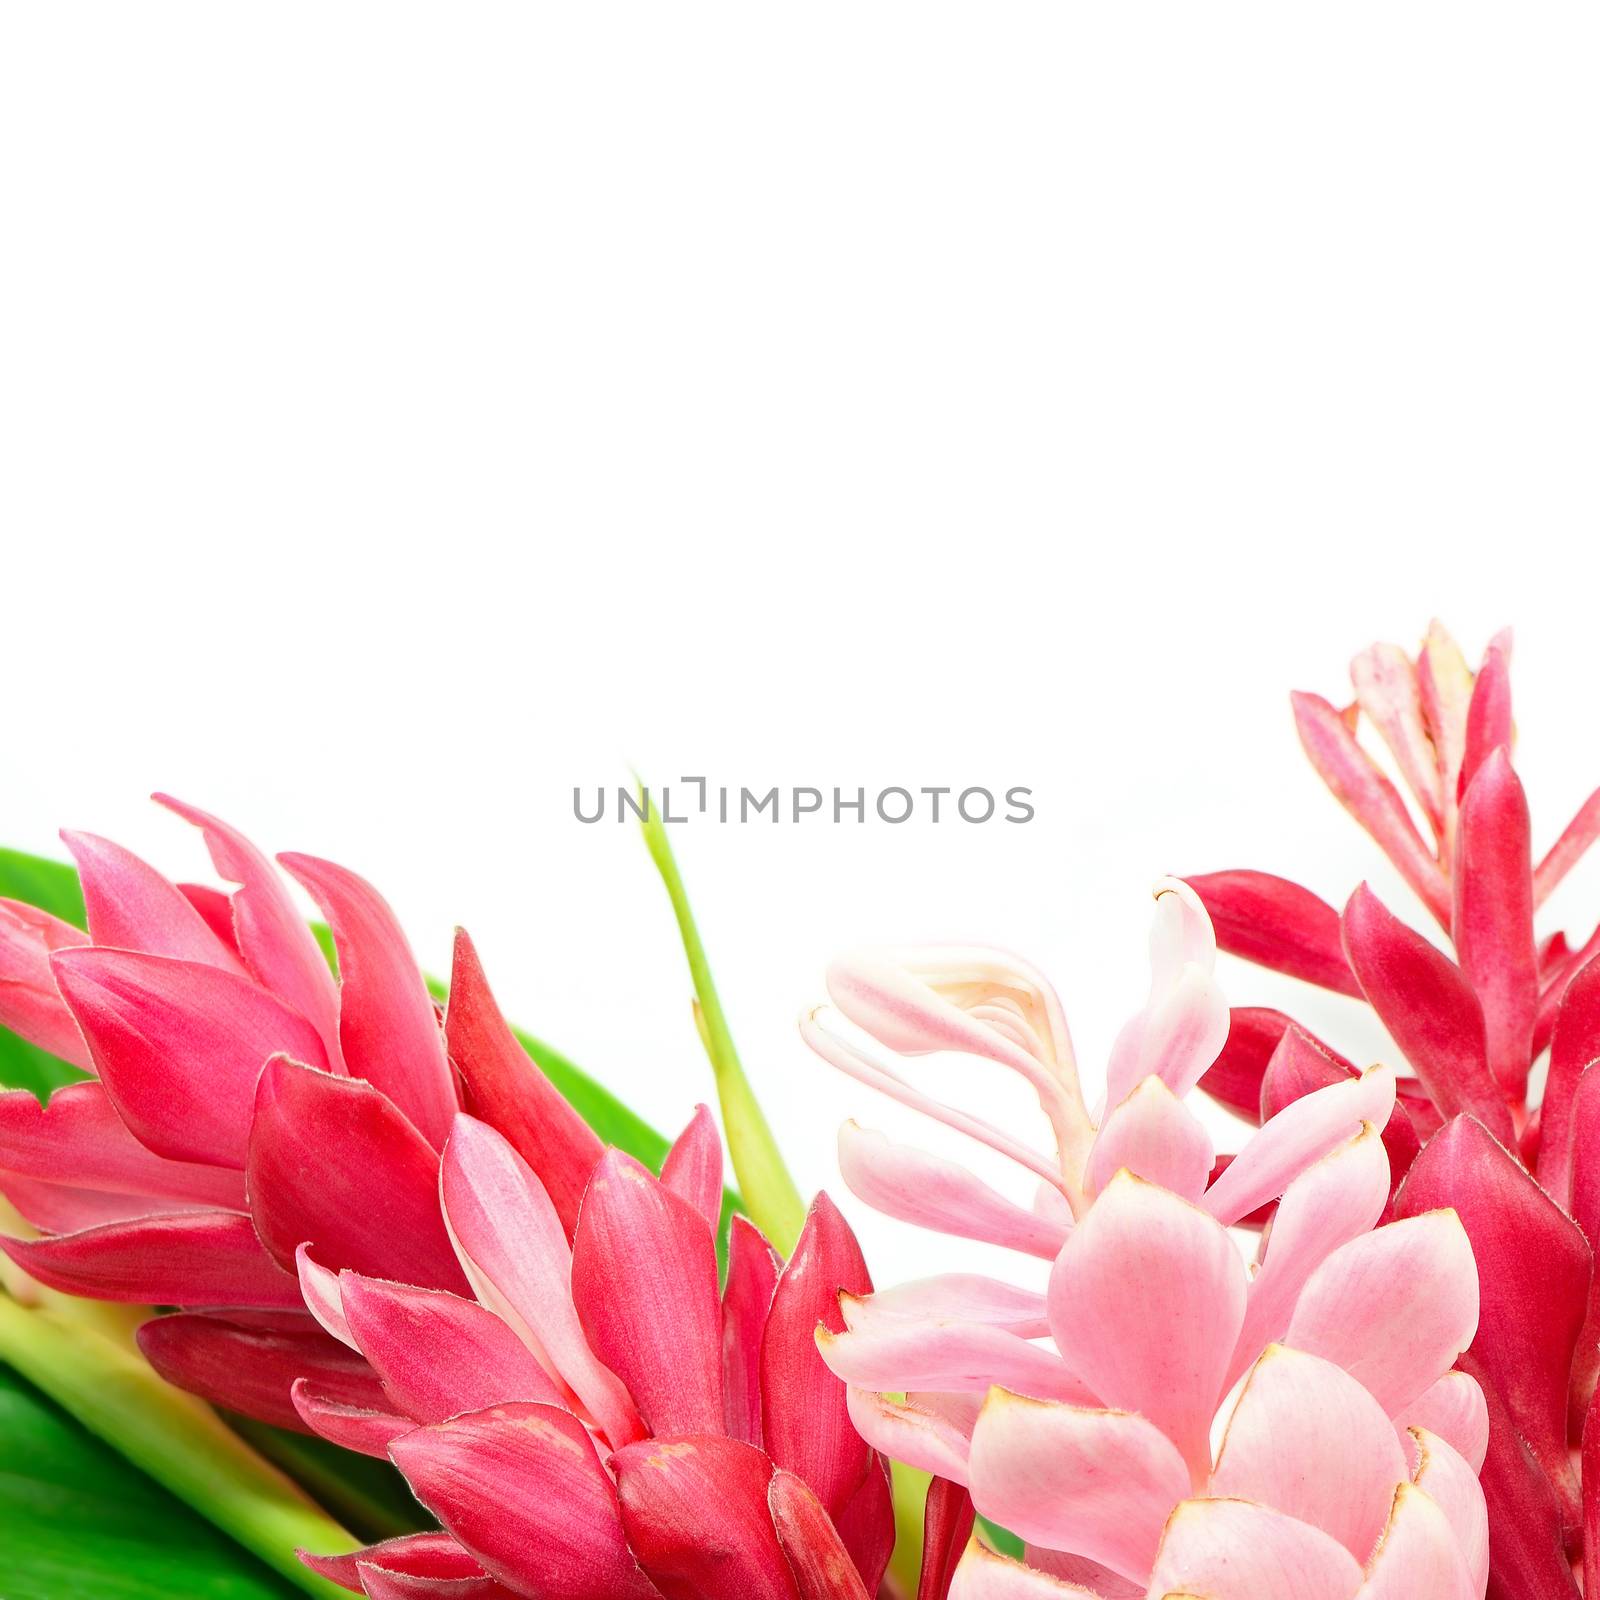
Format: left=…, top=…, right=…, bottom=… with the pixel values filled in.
left=0, top=800, right=890, bottom=1597
left=298, top=1116, right=892, bottom=1599
left=1187, top=623, right=1600, bottom=1598
left=0, top=801, right=599, bottom=1425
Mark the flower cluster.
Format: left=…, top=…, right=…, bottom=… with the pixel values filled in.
left=0, top=804, right=890, bottom=1598
left=1187, top=624, right=1600, bottom=1596
left=805, top=881, right=1489, bottom=1597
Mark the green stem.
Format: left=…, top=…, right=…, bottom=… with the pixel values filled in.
left=639, top=789, right=807, bottom=1254
left=0, top=1295, right=358, bottom=1599
left=640, top=795, right=932, bottom=1585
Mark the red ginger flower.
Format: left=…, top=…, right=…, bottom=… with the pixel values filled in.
left=0, top=801, right=892, bottom=1597
left=297, top=1115, right=893, bottom=1599
left=0, top=799, right=600, bottom=1419
left=1186, top=623, right=1600, bottom=1599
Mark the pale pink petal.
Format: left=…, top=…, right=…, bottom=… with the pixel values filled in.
left=1283, top=1211, right=1479, bottom=1415
left=1201, top=1067, right=1395, bottom=1227
left=1417, top=620, right=1473, bottom=848
left=440, top=1114, right=641, bottom=1448
left=1393, top=1373, right=1489, bottom=1473
left=842, top=1387, right=972, bottom=1485
left=659, top=1104, right=725, bottom=1235
left=1292, top=688, right=1451, bottom=927
left=296, top=1244, right=354, bottom=1348
left=1084, top=1077, right=1213, bottom=1202
left=1146, top=1498, right=1364, bottom=1600
left=966, top=1389, right=1189, bottom=1582
left=155, top=796, right=345, bottom=1068
left=1227, top=1125, right=1390, bottom=1390
left=1103, top=963, right=1229, bottom=1109
left=1047, top=1173, right=1245, bottom=1481
left=278, top=852, right=456, bottom=1148
left=838, top=1123, right=1069, bottom=1258
left=1406, top=1427, right=1489, bottom=1596
left=820, top=1314, right=1093, bottom=1406
left=1210, top=1346, right=1406, bottom=1561
left=856, top=1276, right=1049, bottom=1339
left=1352, top=1482, right=1475, bottom=1600
left=299, top=1532, right=491, bottom=1594
left=62, top=830, right=246, bottom=974
left=1350, top=642, right=1445, bottom=835
left=801, top=1009, right=1067, bottom=1189
left=948, top=1541, right=1107, bottom=1598
left=824, top=950, right=1093, bottom=1181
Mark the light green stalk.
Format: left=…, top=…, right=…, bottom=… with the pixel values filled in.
left=639, top=788, right=807, bottom=1254
left=0, top=1292, right=358, bottom=1599
left=640, top=790, right=930, bottom=1593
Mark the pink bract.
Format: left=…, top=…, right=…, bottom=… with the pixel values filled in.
left=806, top=880, right=1487, bottom=1598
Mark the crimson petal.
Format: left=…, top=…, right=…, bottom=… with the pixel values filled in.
left=768, top=1469, right=870, bottom=1600
left=156, top=796, right=346, bottom=1068
left=1342, top=886, right=1514, bottom=1145
left=0, top=897, right=91, bottom=1069
left=246, top=1056, right=468, bottom=1292
left=1186, top=871, right=1361, bottom=995
left=0, top=1081, right=244, bottom=1208
left=571, top=1148, right=723, bottom=1437
left=918, top=1476, right=977, bottom=1600
left=1537, top=954, right=1600, bottom=1204
left=613, top=1433, right=799, bottom=1600
left=660, top=1104, right=725, bottom=1235
left=1397, top=1115, right=1588, bottom=1535
left=1453, top=749, right=1539, bottom=1097
left=51, top=947, right=329, bottom=1167
left=1, top=1208, right=300, bottom=1307
left=444, top=929, right=601, bottom=1240
left=278, top=853, right=456, bottom=1148
left=138, top=1311, right=386, bottom=1432
left=339, top=1272, right=564, bottom=1422
left=390, top=1403, right=655, bottom=1600
left=1196, top=1007, right=1294, bottom=1123
left=760, top=1193, right=872, bottom=1517
left=723, top=1213, right=781, bottom=1445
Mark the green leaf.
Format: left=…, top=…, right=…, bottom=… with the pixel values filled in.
left=0, top=1358, right=306, bottom=1600
left=0, top=1296, right=354, bottom=1599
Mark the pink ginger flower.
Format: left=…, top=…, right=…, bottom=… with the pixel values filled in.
left=805, top=881, right=1488, bottom=1598
left=295, top=1110, right=895, bottom=1599
left=1186, top=624, right=1600, bottom=1597
left=0, top=800, right=604, bottom=1426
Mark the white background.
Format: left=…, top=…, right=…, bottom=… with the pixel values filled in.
left=4, top=6, right=1598, bottom=1284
